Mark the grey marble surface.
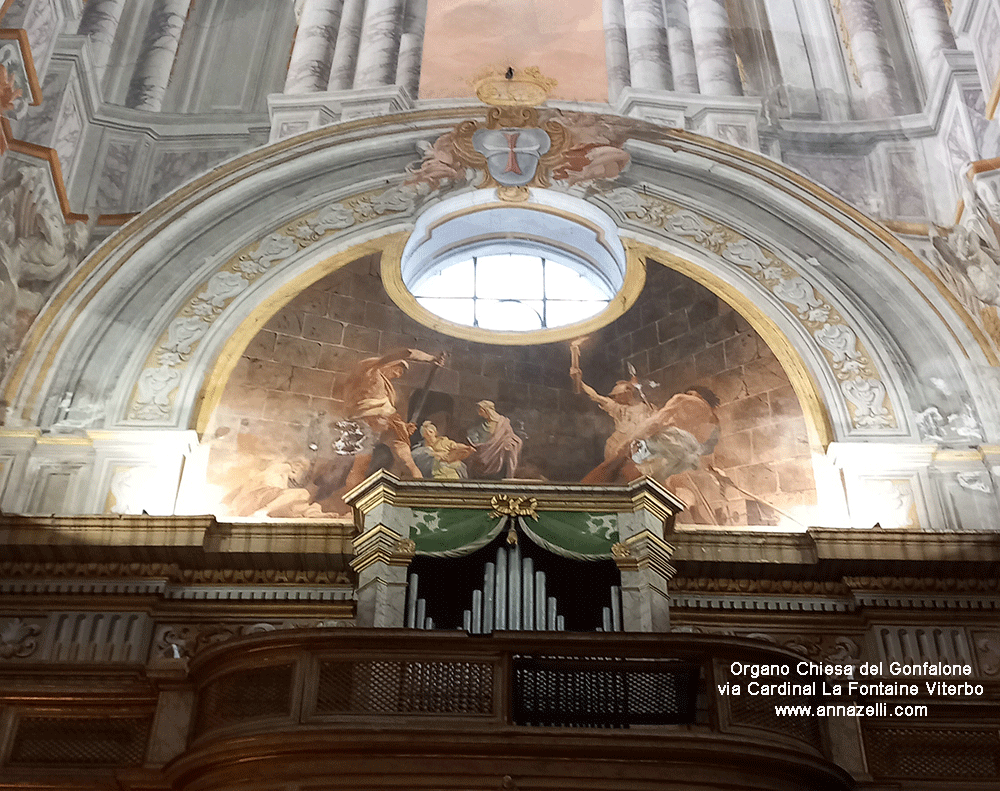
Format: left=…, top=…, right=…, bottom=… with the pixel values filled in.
left=285, top=0, right=344, bottom=93
left=328, top=0, right=367, bottom=89
left=77, top=0, right=127, bottom=71
left=126, top=0, right=194, bottom=111
left=623, top=0, right=673, bottom=91
left=353, top=0, right=404, bottom=88
left=688, top=0, right=742, bottom=96
left=840, top=0, right=904, bottom=117
left=665, top=0, right=700, bottom=93
left=603, top=0, right=632, bottom=100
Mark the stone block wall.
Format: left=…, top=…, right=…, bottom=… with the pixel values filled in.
left=211, top=254, right=816, bottom=524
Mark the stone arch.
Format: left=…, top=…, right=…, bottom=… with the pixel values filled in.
left=2, top=108, right=993, bottom=526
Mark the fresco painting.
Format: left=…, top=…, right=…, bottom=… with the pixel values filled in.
left=198, top=255, right=818, bottom=526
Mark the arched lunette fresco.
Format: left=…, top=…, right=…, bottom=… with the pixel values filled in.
left=3, top=108, right=996, bottom=526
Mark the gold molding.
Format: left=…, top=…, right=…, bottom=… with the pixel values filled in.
left=968, top=156, right=1000, bottom=175
left=987, top=70, right=1000, bottom=121
left=881, top=219, right=929, bottom=236
left=194, top=235, right=397, bottom=434
left=0, top=28, right=41, bottom=104
left=379, top=220, right=646, bottom=348
left=628, top=241, right=835, bottom=451
left=15, top=106, right=999, bottom=427
left=5, top=107, right=490, bottom=419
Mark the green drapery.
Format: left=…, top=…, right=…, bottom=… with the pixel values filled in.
left=410, top=508, right=619, bottom=560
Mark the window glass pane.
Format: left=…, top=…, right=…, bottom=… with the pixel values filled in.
left=545, top=300, right=608, bottom=326
left=411, top=260, right=474, bottom=298
left=476, top=255, right=544, bottom=300
left=416, top=297, right=475, bottom=325
left=544, top=260, right=612, bottom=300
left=476, top=299, right=544, bottom=331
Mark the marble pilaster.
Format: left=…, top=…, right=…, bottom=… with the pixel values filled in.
left=353, top=0, right=405, bottom=89
left=76, top=0, right=127, bottom=71
left=900, top=0, right=956, bottom=81
left=838, top=0, right=904, bottom=117
left=613, top=530, right=676, bottom=632
left=351, top=524, right=414, bottom=627
left=125, top=0, right=193, bottom=111
left=622, top=0, right=673, bottom=91
left=602, top=0, right=632, bottom=101
left=664, top=0, right=700, bottom=93
left=328, top=0, right=367, bottom=89
left=284, top=0, right=345, bottom=94
left=394, top=0, right=426, bottom=99
left=687, top=0, right=742, bottom=96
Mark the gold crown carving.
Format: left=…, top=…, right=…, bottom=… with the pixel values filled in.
left=473, top=66, right=557, bottom=108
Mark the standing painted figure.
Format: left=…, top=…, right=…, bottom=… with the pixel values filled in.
left=340, top=348, right=445, bottom=490
left=468, top=400, right=523, bottom=478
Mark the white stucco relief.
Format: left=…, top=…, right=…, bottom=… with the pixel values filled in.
left=127, top=183, right=421, bottom=421
left=599, top=186, right=898, bottom=430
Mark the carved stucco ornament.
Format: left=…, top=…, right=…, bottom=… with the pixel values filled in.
left=598, top=186, right=897, bottom=430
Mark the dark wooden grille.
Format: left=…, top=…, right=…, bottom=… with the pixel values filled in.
left=8, top=716, right=152, bottom=767
left=196, top=663, right=293, bottom=734
left=512, top=656, right=699, bottom=727
left=864, top=726, right=1000, bottom=779
left=316, top=659, right=494, bottom=715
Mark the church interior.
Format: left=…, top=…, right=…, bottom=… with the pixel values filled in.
left=1, top=0, right=999, bottom=788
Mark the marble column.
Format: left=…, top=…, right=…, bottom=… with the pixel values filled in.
left=900, top=0, right=955, bottom=78
left=285, top=0, right=345, bottom=93
left=603, top=0, right=631, bottom=101
left=77, top=0, right=127, bottom=71
left=353, top=0, right=404, bottom=88
left=839, top=0, right=904, bottom=116
left=328, top=0, right=367, bottom=89
left=125, top=0, right=193, bottom=111
left=688, top=0, right=742, bottom=95
left=664, top=0, right=700, bottom=93
left=622, top=0, right=673, bottom=91
left=395, top=0, right=426, bottom=99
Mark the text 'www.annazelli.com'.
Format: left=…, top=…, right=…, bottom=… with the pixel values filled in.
left=774, top=703, right=928, bottom=717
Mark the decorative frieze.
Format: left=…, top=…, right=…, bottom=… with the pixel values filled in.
left=599, top=185, right=898, bottom=431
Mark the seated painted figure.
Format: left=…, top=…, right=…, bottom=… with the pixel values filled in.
left=412, top=420, right=476, bottom=479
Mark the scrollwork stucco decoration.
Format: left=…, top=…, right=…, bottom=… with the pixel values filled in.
left=599, top=186, right=897, bottom=431
left=127, top=183, right=422, bottom=421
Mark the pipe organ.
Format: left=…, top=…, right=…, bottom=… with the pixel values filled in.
left=406, top=538, right=624, bottom=634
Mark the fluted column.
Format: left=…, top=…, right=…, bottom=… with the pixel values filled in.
left=688, top=0, right=742, bottom=96
left=395, top=0, right=426, bottom=98
left=603, top=0, right=632, bottom=101
left=622, top=0, right=673, bottom=91
left=328, top=0, right=367, bottom=89
left=664, top=0, right=700, bottom=93
left=125, top=0, right=193, bottom=111
left=353, top=0, right=404, bottom=88
left=838, top=0, right=904, bottom=116
left=900, top=0, right=955, bottom=78
left=77, top=0, right=127, bottom=71
left=285, top=0, right=345, bottom=93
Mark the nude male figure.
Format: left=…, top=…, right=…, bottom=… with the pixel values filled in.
left=569, top=362, right=653, bottom=461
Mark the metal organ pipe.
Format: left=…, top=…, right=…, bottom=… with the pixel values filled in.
left=404, top=537, right=623, bottom=634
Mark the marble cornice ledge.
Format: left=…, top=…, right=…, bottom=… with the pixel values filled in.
left=670, top=527, right=1000, bottom=570
left=0, top=514, right=355, bottom=566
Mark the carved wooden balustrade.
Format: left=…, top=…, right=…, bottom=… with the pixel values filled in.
left=168, top=628, right=854, bottom=791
